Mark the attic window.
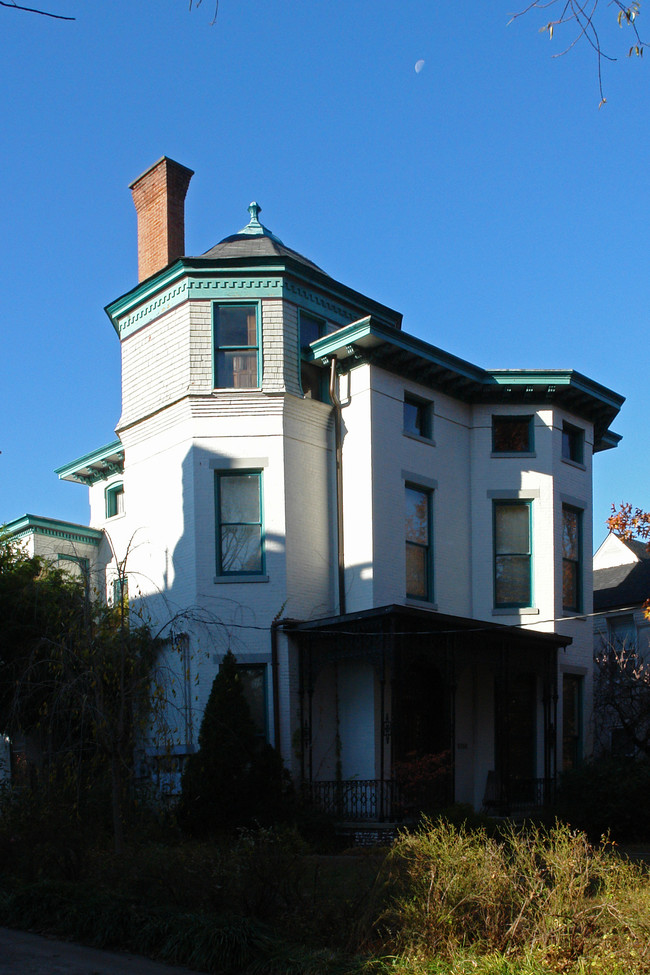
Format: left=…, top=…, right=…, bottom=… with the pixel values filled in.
left=404, top=394, right=433, bottom=440
left=492, top=415, right=534, bottom=454
left=562, top=422, right=584, bottom=465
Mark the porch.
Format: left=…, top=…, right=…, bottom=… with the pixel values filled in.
left=284, top=605, right=570, bottom=823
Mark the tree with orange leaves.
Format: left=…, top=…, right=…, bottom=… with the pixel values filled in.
left=595, top=503, right=650, bottom=757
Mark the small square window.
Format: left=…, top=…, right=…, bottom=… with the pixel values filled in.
left=562, top=423, right=584, bottom=464
left=106, top=483, right=124, bottom=518
left=492, top=416, right=534, bottom=453
left=404, top=395, right=432, bottom=439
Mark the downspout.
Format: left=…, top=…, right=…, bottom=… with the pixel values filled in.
left=329, top=356, right=346, bottom=616
left=270, top=619, right=281, bottom=753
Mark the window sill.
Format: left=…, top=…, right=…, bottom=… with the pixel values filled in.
left=563, top=610, right=587, bottom=621
left=492, top=607, right=539, bottom=617
left=106, top=512, right=126, bottom=521
left=212, top=387, right=262, bottom=393
left=214, top=575, right=269, bottom=584
left=561, top=457, right=586, bottom=471
left=403, top=432, right=436, bottom=447
left=406, top=598, right=438, bottom=610
left=490, top=452, right=536, bottom=459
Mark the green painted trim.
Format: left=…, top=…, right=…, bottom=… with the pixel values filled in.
left=211, top=301, right=261, bottom=390
left=488, top=369, right=625, bottom=410
left=595, top=429, right=622, bottom=452
left=56, top=440, right=124, bottom=485
left=214, top=469, right=265, bottom=576
left=105, top=256, right=402, bottom=337
left=3, top=515, right=103, bottom=547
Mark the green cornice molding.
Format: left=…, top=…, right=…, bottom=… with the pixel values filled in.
left=3, top=514, right=103, bottom=547
left=105, top=257, right=402, bottom=339
left=56, top=440, right=124, bottom=485
left=309, top=318, right=624, bottom=448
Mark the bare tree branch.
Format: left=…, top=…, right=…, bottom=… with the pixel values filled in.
left=0, top=0, right=74, bottom=20
left=510, top=0, right=646, bottom=105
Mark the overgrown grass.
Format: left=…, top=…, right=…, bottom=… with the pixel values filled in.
left=2, top=805, right=650, bottom=973
left=367, top=818, right=650, bottom=974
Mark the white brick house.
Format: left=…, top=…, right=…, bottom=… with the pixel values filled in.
left=7, top=157, right=625, bottom=818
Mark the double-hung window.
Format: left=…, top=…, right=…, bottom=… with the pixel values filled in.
left=405, top=484, right=433, bottom=600
left=215, top=471, right=264, bottom=575
left=213, top=304, right=259, bottom=389
left=562, top=505, right=582, bottom=612
left=494, top=501, right=532, bottom=608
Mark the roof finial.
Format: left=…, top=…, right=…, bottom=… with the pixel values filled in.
left=238, top=201, right=283, bottom=242
left=247, top=201, right=262, bottom=227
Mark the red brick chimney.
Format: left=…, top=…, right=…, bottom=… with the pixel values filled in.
left=129, top=157, right=194, bottom=282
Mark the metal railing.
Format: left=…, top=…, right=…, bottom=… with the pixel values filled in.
left=308, top=779, right=401, bottom=822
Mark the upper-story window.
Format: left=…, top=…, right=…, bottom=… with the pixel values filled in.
left=404, top=394, right=433, bottom=440
left=215, top=471, right=264, bottom=575
left=492, top=415, right=534, bottom=454
left=494, top=501, right=532, bottom=608
left=562, top=422, right=585, bottom=465
left=608, top=615, right=637, bottom=652
left=213, top=304, right=259, bottom=389
left=105, top=482, right=125, bottom=518
left=405, top=484, right=433, bottom=601
left=299, top=310, right=327, bottom=401
left=562, top=505, right=582, bottom=612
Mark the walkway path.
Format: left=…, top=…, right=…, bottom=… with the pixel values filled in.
left=0, top=927, right=206, bottom=975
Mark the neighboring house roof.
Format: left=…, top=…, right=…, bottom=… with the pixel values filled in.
left=201, top=202, right=325, bottom=274
left=3, top=514, right=103, bottom=547
left=594, top=535, right=650, bottom=611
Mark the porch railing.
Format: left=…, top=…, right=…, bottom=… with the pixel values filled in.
left=308, top=776, right=556, bottom=823
left=307, top=779, right=402, bottom=822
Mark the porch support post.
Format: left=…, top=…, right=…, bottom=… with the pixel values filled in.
left=379, top=628, right=386, bottom=822
left=446, top=633, right=457, bottom=806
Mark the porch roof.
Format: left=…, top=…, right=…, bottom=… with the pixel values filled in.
left=283, top=603, right=571, bottom=652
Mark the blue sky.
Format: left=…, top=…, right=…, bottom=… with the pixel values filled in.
left=1, top=0, right=648, bottom=549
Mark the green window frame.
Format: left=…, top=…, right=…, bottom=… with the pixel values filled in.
left=562, top=422, right=584, bottom=464
left=113, top=574, right=128, bottom=610
left=492, top=415, right=534, bottom=454
left=299, top=310, right=327, bottom=400
left=405, top=484, right=433, bottom=601
left=213, top=303, right=259, bottom=389
left=494, top=501, right=532, bottom=608
left=562, top=505, right=582, bottom=612
left=215, top=470, right=264, bottom=575
left=404, top=394, right=433, bottom=440
left=105, top=482, right=124, bottom=518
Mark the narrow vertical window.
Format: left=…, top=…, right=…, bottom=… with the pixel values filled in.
left=562, top=422, right=584, bottom=464
left=405, top=485, right=432, bottom=600
left=562, top=505, right=581, bottom=612
left=213, top=304, right=258, bottom=388
left=215, top=471, right=264, bottom=575
left=494, top=502, right=532, bottom=608
left=299, top=310, right=326, bottom=400
left=562, top=674, right=583, bottom=770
